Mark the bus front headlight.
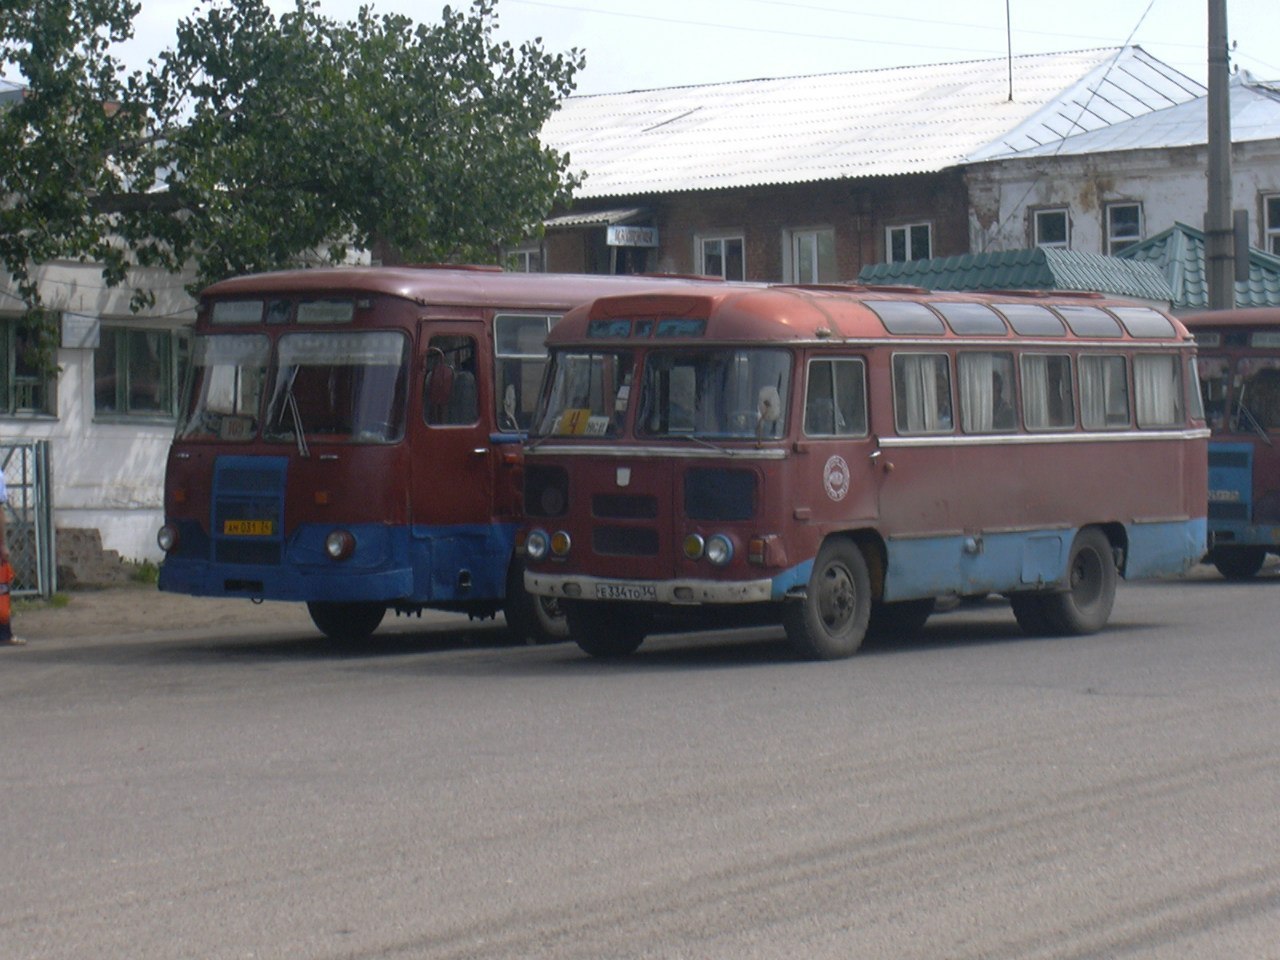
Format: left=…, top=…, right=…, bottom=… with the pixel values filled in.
left=706, top=534, right=734, bottom=567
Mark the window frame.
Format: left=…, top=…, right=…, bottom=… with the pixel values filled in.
left=885, top=222, right=933, bottom=264
left=1264, top=193, right=1280, bottom=256
left=1104, top=201, right=1144, bottom=255
left=1033, top=207, right=1071, bottom=249
left=891, top=352, right=954, bottom=436
left=783, top=226, right=836, bottom=284
left=1020, top=352, right=1076, bottom=431
left=0, top=315, right=59, bottom=418
left=93, top=323, right=188, bottom=422
left=803, top=356, right=868, bottom=438
left=696, top=232, right=746, bottom=281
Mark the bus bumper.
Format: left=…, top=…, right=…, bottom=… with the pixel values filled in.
left=158, top=558, right=414, bottom=603
left=524, top=570, right=775, bottom=605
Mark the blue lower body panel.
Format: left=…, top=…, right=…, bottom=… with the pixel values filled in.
left=159, top=522, right=517, bottom=605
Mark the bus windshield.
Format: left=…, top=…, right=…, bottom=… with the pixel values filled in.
left=177, top=334, right=270, bottom=441
left=636, top=348, right=792, bottom=439
left=532, top=350, right=635, bottom=438
left=263, top=331, right=409, bottom=444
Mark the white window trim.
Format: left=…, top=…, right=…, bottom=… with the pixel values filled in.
left=1264, top=193, right=1280, bottom=256
left=782, top=226, right=836, bottom=284
left=885, top=221, right=933, bottom=263
left=1033, top=207, right=1071, bottom=249
left=1104, top=201, right=1144, bottom=255
left=694, top=231, right=746, bottom=280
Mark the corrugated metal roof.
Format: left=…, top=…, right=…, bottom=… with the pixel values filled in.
left=1118, top=223, right=1280, bottom=309
left=973, top=71, right=1280, bottom=160
left=543, top=47, right=1204, bottom=199
left=857, top=247, right=1173, bottom=302
left=543, top=207, right=649, bottom=228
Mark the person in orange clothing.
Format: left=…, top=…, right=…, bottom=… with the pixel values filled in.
left=0, top=469, right=23, bottom=646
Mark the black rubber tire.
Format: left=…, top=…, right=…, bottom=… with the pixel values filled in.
left=1039, top=528, right=1117, bottom=635
left=783, top=538, right=871, bottom=660
left=1009, top=592, right=1056, bottom=636
left=306, top=601, right=386, bottom=642
left=1210, top=547, right=1267, bottom=581
left=563, top=601, right=648, bottom=659
left=502, top=561, right=569, bottom=644
left=866, top=597, right=935, bottom=640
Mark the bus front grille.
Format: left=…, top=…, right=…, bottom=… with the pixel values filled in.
left=592, top=525, right=659, bottom=556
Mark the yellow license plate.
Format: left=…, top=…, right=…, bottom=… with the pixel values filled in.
left=223, top=519, right=275, bottom=536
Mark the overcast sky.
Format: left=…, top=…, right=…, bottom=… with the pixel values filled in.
left=103, top=0, right=1280, bottom=96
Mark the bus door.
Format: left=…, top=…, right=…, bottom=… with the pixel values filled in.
left=413, top=319, right=505, bottom=601
left=794, top=354, right=882, bottom=534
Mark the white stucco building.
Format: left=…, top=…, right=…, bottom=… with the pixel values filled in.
left=965, top=72, right=1280, bottom=260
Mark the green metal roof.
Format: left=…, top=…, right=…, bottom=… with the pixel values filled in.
left=1116, top=222, right=1280, bottom=309
left=857, top=247, right=1173, bottom=302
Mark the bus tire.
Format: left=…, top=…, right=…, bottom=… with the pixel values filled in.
left=1210, top=546, right=1267, bottom=581
left=1040, top=528, right=1117, bottom=635
left=1009, top=592, right=1056, bottom=636
left=866, top=597, right=935, bottom=639
left=503, top=562, right=569, bottom=644
left=784, top=538, right=871, bottom=659
left=306, top=601, right=386, bottom=642
left=564, top=601, right=648, bottom=658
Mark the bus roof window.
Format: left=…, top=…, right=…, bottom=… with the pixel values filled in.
left=210, top=300, right=265, bottom=325
left=1056, top=305, right=1123, bottom=338
left=1110, top=307, right=1176, bottom=339
left=996, top=303, right=1066, bottom=337
left=866, top=300, right=945, bottom=335
left=932, top=302, right=1009, bottom=336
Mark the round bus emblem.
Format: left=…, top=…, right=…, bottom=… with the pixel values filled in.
left=823, top=455, right=850, bottom=501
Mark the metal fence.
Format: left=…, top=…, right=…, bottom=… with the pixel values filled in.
left=1, top=440, right=55, bottom=598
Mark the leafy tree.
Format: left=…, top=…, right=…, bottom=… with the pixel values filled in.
left=0, top=0, right=583, bottom=365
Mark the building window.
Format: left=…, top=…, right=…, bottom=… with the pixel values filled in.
left=784, top=227, right=836, bottom=283
left=94, top=325, right=186, bottom=419
left=1033, top=208, right=1070, bottom=248
left=1105, top=202, right=1143, bottom=254
left=1265, top=194, right=1280, bottom=256
left=697, top=234, right=745, bottom=280
left=886, top=222, right=932, bottom=263
left=0, top=317, right=57, bottom=416
left=507, top=246, right=543, bottom=273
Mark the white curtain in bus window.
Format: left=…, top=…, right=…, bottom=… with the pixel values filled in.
left=958, top=352, right=1015, bottom=433
left=1134, top=353, right=1183, bottom=428
left=1021, top=354, right=1075, bottom=429
left=893, top=353, right=952, bottom=433
left=1079, top=355, right=1130, bottom=429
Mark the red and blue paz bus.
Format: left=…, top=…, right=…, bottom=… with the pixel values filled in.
left=156, top=265, right=730, bottom=643
left=519, top=285, right=1209, bottom=659
left=1182, top=306, right=1280, bottom=579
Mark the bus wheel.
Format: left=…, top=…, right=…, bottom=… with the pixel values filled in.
left=866, top=597, right=935, bottom=640
left=1210, top=547, right=1267, bottom=581
left=1009, top=593, right=1056, bottom=636
left=784, top=538, right=871, bottom=659
left=306, top=601, right=386, bottom=642
left=1040, top=528, right=1117, bottom=635
left=503, top=563, right=569, bottom=644
left=564, top=601, right=648, bottom=658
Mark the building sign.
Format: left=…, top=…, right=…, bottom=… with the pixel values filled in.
left=607, top=225, right=659, bottom=248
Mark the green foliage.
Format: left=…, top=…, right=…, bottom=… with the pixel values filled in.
left=0, top=0, right=583, bottom=369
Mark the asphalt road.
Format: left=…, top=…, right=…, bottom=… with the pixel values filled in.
left=2, top=572, right=1279, bottom=960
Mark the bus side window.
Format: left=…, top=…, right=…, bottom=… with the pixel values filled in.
left=1021, top=354, right=1075, bottom=430
left=893, top=353, right=952, bottom=434
left=958, top=352, right=1016, bottom=433
left=1079, top=355, right=1130, bottom=429
left=805, top=357, right=867, bottom=436
left=1134, top=353, right=1184, bottom=428
left=425, top=335, right=479, bottom=426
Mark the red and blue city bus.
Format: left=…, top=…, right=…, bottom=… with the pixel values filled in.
left=1183, top=306, right=1280, bottom=579
left=519, top=285, right=1208, bottom=659
left=157, top=266, right=725, bottom=642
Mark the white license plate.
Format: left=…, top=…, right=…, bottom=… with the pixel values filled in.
left=594, top=581, right=657, bottom=601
